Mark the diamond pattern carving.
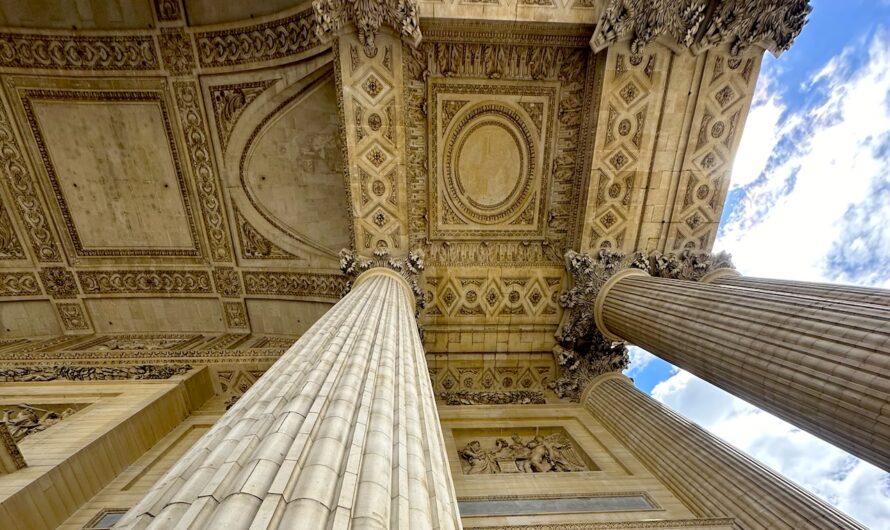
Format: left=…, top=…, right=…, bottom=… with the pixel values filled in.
left=667, top=51, right=761, bottom=251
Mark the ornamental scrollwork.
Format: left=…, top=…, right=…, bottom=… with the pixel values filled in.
left=174, top=81, right=232, bottom=262
left=439, top=391, right=546, bottom=406
left=78, top=270, right=212, bottom=294
left=0, top=364, right=192, bottom=382
left=0, top=202, right=24, bottom=260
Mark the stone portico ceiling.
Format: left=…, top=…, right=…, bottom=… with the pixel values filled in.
left=0, top=0, right=809, bottom=354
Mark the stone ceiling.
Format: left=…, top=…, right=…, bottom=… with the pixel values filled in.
left=0, top=0, right=803, bottom=354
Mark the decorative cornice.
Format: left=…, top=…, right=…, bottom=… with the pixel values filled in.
left=313, top=0, right=422, bottom=57
left=590, top=0, right=812, bottom=57
left=339, top=247, right=425, bottom=312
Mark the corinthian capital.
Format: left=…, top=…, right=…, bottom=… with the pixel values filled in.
left=590, top=0, right=811, bottom=57
left=647, top=249, right=735, bottom=281
left=313, top=0, right=422, bottom=57
left=552, top=248, right=735, bottom=401
left=339, top=247, right=426, bottom=312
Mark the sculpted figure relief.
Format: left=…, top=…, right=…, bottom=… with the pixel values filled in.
left=1, top=404, right=80, bottom=442
left=458, top=432, right=588, bottom=474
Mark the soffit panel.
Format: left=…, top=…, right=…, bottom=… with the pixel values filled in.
left=7, top=76, right=204, bottom=262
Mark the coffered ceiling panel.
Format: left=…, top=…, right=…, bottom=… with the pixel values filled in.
left=429, top=78, right=558, bottom=240
left=14, top=80, right=201, bottom=259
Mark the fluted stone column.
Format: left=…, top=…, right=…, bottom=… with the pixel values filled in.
left=595, top=269, right=890, bottom=471
left=583, top=374, right=865, bottom=530
left=118, top=264, right=461, bottom=529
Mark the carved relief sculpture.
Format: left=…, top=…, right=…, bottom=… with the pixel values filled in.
left=458, top=432, right=588, bottom=474
left=1, top=404, right=82, bottom=442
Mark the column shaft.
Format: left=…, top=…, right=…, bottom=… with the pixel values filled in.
left=599, top=274, right=890, bottom=470
left=584, top=374, right=865, bottom=530
left=118, top=271, right=461, bottom=530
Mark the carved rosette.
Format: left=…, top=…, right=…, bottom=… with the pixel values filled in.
left=313, top=0, right=422, bottom=57
left=339, top=247, right=425, bottom=313
left=553, top=249, right=735, bottom=401
left=591, top=0, right=812, bottom=57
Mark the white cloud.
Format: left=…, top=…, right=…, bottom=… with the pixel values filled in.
left=644, top=31, right=890, bottom=529
left=623, top=345, right=655, bottom=378
left=652, top=371, right=890, bottom=529
left=717, top=32, right=890, bottom=286
left=729, top=76, right=798, bottom=189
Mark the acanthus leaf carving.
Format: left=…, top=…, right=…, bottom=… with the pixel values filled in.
left=339, top=247, right=425, bottom=312
left=552, top=249, right=647, bottom=401
left=648, top=248, right=734, bottom=281
left=0, top=364, right=192, bottom=383
left=553, top=249, right=736, bottom=400
left=440, top=390, right=546, bottom=406
left=313, top=0, right=422, bottom=58
left=590, top=0, right=811, bottom=57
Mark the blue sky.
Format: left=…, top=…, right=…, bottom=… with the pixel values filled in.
left=625, top=1, right=890, bottom=527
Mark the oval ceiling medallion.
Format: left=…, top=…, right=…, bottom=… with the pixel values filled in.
left=443, top=104, right=536, bottom=225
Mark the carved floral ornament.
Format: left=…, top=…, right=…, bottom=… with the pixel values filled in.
left=551, top=248, right=734, bottom=401
left=590, top=0, right=812, bottom=57
left=313, top=0, right=422, bottom=57
left=339, top=247, right=426, bottom=313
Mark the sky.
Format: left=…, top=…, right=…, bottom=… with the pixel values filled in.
left=624, top=1, right=890, bottom=528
